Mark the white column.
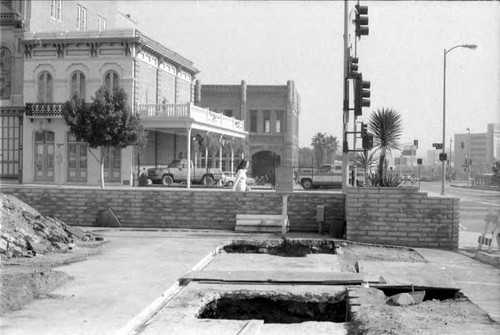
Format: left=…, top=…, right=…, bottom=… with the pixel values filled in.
left=186, top=128, right=192, bottom=189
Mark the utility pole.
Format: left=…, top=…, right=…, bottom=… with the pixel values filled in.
left=341, top=0, right=349, bottom=193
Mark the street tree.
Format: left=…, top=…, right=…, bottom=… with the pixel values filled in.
left=325, top=135, right=339, bottom=164
left=62, top=87, right=147, bottom=188
left=368, top=107, right=403, bottom=186
left=311, top=132, right=327, bottom=167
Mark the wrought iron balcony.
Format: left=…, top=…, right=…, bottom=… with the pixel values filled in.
left=0, top=12, right=24, bottom=27
left=25, top=103, right=64, bottom=119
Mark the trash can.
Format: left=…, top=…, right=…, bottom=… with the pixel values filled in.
left=329, top=219, right=346, bottom=238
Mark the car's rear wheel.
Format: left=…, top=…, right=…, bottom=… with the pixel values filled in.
left=226, top=181, right=234, bottom=187
left=202, top=175, right=214, bottom=186
left=162, top=175, right=174, bottom=186
left=301, top=179, right=313, bottom=189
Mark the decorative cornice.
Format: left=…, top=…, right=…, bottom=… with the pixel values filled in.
left=21, top=29, right=198, bottom=75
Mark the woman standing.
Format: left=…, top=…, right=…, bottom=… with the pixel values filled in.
left=232, top=159, right=250, bottom=192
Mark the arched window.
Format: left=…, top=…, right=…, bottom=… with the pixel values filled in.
left=37, top=71, right=53, bottom=103
left=70, top=71, right=86, bottom=99
left=0, top=47, right=12, bottom=99
left=104, top=71, right=119, bottom=92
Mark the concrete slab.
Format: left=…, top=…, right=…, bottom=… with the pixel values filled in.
left=203, top=253, right=341, bottom=273
left=358, top=260, right=458, bottom=289
left=416, top=248, right=500, bottom=323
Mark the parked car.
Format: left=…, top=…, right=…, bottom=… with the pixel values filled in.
left=147, top=160, right=222, bottom=186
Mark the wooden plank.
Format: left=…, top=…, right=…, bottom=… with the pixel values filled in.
left=180, top=270, right=381, bottom=285
left=236, top=219, right=263, bottom=225
left=358, top=261, right=458, bottom=289
left=236, top=214, right=282, bottom=220
left=235, top=226, right=282, bottom=233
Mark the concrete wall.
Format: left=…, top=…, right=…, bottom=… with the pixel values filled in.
left=0, top=186, right=344, bottom=232
left=346, top=187, right=459, bottom=250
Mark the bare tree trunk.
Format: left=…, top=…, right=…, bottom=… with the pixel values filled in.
left=100, top=147, right=106, bottom=189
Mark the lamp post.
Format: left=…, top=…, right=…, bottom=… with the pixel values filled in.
left=467, top=127, right=471, bottom=186
left=441, top=43, right=477, bottom=195
left=449, top=138, right=453, bottom=181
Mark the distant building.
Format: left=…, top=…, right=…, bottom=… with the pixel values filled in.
left=453, top=123, right=499, bottom=180
left=195, top=80, right=300, bottom=177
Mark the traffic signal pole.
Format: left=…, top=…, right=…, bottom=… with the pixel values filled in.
left=342, top=0, right=350, bottom=193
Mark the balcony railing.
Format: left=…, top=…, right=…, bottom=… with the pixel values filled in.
left=137, top=103, right=244, bottom=132
left=24, top=102, right=245, bottom=133
left=25, top=103, right=64, bottom=118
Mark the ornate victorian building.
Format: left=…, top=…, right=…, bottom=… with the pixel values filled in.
left=1, top=0, right=246, bottom=186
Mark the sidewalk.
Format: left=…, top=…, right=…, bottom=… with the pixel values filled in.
left=1, top=229, right=499, bottom=334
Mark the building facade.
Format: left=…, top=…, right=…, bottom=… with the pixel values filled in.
left=195, top=80, right=300, bottom=177
left=1, top=0, right=246, bottom=186
left=453, top=123, right=499, bottom=180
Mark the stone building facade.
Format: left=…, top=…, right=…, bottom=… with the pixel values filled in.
left=195, top=81, right=300, bottom=177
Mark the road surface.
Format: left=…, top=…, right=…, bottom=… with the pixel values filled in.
left=419, top=181, right=500, bottom=232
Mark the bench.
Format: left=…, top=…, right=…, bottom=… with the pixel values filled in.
left=235, top=214, right=289, bottom=233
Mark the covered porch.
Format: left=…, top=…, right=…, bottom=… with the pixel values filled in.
left=137, top=103, right=247, bottom=188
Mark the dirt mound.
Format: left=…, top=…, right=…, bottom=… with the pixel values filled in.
left=0, top=193, right=93, bottom=259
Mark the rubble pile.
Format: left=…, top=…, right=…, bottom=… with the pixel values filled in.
left=0, top=193, right=94, bottom=258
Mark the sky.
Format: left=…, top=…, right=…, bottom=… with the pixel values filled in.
left=117, top=0, right=499, bottom=155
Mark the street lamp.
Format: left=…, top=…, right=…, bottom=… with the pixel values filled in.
left=467, top=127, right=471, bottom=186
left=441, top=44, right=477, bottom=195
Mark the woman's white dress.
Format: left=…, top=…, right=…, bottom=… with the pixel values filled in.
left=233, top=169, right=247, bottom=191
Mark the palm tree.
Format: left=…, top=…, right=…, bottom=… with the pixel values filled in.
left=325, top=135, right=339, bottom=164
left=368, top=108, right=403, bottom=183
left=355, top=151, right=377, bottom=174
left=311, top=132, right=326, bottom=167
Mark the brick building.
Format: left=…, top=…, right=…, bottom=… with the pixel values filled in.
left=195, top=80, right=300, bottom=177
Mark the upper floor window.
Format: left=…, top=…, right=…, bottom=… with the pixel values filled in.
left=98, top=16, right=107, bottom=31
left=0, top=47, right=12, bottom=99
left=76, top=4, right=87, bottom=31
left=37, top=71, right=53, bottom=103
left=104, top=71, right=119, bottom=91
left=263, top=110, right=270, bottom=133
left=275, top=110, right=284, bottom=133
left=51, top=0, right=63, bottom=21
left=250, top=110, right=258, bottom=133
left=70, top=71, right=86, bottom=99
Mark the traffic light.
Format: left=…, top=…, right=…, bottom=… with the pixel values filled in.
left=354, top=5, right=369, bottom=37
left=348, top=56, right=359, bottom=78
left=439, top=153, right=447, bottom=161
left=360, top=122, right=368, bottom=135
left=414, top=139, right=418, bottom=148
left=362, top=134, right=373, bottom=150
left=354, top=74, right=371, bottom=116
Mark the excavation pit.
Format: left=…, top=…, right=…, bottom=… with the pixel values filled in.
left=198, top=292, right=348, bottom=323
left=222, top=239, right=336, bottom=257
left=379, top=286, right=461, bottom=301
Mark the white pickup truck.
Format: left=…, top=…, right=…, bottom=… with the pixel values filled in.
left=298, top=164, right=365, bottom=189
left=147, top=159, right=222, bottom=186
left=298, top=164, right=343, bottom=189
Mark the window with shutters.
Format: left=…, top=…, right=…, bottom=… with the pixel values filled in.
left=37, top=72, right=53, bottom=103
left=70, top=71, right=86, bottom=99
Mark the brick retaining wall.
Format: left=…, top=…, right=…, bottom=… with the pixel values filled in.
left=346, top=187, right=459, bottom=250
left=0, top=186, right=344, bottom=232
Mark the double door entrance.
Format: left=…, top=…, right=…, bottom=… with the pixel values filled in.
left=34, top=130, right=121, bottom=183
